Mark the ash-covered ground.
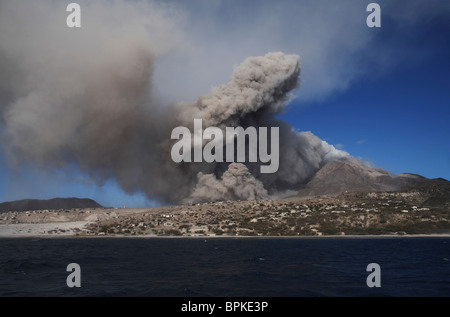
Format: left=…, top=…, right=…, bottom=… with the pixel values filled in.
left=1, top=178, right=448, bottom=237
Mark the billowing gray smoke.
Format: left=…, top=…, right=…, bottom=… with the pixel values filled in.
left=188, top=163, right=269, bottom=203
left=0, top=0, right=349, bottom=205
left=174, top=52, right=349, bottom=203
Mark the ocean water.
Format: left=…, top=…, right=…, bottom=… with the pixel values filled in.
left=0, top=237, right=449, bottom=297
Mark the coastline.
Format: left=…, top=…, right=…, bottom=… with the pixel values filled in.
left=1, top=190, right=448, bottom=239
left=0, top=225, right=450, bottom=240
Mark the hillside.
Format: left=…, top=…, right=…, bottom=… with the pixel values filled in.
left=295, top=158, right=431, bottom=198
left=0, top=162, right=448, bottom=236
left=1, top=178, right=448, bottom=237
left=0, top=198, right=103, bottom=213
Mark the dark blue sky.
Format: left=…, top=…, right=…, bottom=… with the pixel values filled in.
left=280, top=6, right=450, bottom=180
left=0, top=0, right=449, bottom=207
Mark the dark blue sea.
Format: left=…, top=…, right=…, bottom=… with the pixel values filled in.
left=0, top=237, right=449, bottom=297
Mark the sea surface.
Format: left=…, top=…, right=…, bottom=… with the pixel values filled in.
left=0, top=237, right=449, bottom=297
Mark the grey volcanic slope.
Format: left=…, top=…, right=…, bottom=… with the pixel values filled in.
left=0, top=198, right=103, bottom=213
left=296, top=158, right=433, bottom=198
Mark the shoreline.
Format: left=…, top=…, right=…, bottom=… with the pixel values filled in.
left=0, top=231, right=449, bottom=239
left=1, top=219, right=449, bottom=239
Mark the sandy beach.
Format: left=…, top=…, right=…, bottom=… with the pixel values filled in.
left=0, top=221, right=449, bottom=239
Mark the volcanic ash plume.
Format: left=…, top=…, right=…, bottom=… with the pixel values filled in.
left=187, top=163, right=269, bottom=203
left=173, top=52, right=349, bottom=202
left=175, top=52, right=301, bottom=128
left=0, top=0, right=349, bottom=205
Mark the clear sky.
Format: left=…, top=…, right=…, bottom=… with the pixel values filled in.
left=0, top=0, right=449, bottom=207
